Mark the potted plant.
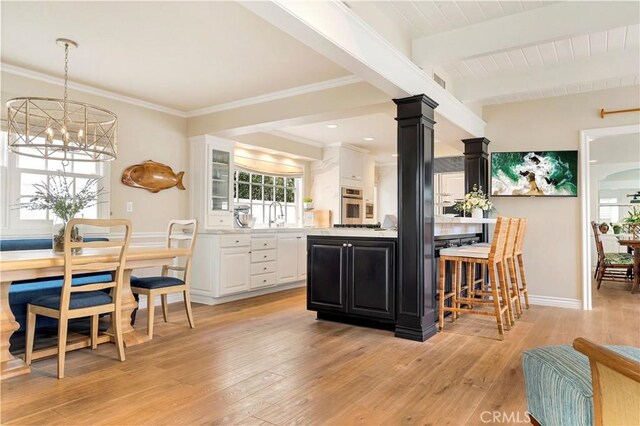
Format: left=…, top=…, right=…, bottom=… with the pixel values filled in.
left=19, top=169, right=105, bottom=253
left=623, top=206, right=640, bottom=239
left=454, top=185, right=493, bottom=218
left=303, top=197, right=314, bottom=210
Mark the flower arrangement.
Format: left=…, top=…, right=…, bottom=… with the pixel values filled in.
left=19, top=168, right=105, bottom=252
left=454, top=185, right=493, bottom=215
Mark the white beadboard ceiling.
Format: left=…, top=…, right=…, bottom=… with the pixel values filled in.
left=443, top=24, right=640, bottom=80
left=350, top=1, right=639, bottom=106
left=348, top=1, right=555, bottom=40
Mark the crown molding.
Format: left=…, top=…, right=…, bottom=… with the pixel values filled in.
left=1, top=63, right=188, bottom=118
left=2, top=63, right=364, bottom=123
left=185, top=75, right=362, bottom=117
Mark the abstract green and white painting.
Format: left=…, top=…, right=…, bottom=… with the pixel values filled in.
left=491, top=151, right=578, bottom=197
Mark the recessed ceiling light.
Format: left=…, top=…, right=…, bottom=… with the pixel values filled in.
left=392, top=154, right=398, bottom=157
left=590, top=160, right=598, bottom=163
left=364, top=137, right=374, bottom=141
left=326, top=124, right=338, bottom=129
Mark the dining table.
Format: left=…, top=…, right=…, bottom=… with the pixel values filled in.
left=0, top=246, right=189, bottom=381
left=618, top=238, right=640, bottom=294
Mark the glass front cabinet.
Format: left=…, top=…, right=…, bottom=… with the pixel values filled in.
left=189, top=135, right=235, bottom=229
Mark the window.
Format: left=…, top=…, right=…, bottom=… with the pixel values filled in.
left=2, top=132, right=110, bottom=232
left=233, top=170, right=300, bottom=225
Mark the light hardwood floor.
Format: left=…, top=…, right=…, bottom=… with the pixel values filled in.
left=2, top=282, right=639, bottom=425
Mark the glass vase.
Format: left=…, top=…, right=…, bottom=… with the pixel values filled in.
left=52, top=215, right=83, bottom=254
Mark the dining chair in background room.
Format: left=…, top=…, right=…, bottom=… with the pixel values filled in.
left=591, top=221, right=633, bottom=289
left=131, top=219, right=198, bottom=338
left=25, top=219, right=132, bottom=379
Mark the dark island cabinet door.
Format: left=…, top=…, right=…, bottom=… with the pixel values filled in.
left=307, top=238, right=348, bottom=313
left=348, top=240, right=396, bottom=320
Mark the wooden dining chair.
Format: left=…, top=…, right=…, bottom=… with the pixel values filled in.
left=131, top=219, right=197, bottom=338
left=25, top=219, right=132, bottom=379
left=591, top=221, right=633, bottom=289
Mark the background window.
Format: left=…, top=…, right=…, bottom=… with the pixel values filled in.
left=233, top=171, right=300, bottom=225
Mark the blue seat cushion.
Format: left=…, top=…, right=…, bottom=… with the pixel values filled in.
left=9, top=273, right=112, bottom=331
left=0, top=237, right=108, bottom=252
left=31, top=291, right=113, bottom=310
left=130, top=276, right=184, bottom=289
left=523, top=344, right=640, bottom=426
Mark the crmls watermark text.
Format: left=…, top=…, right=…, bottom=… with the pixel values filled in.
left=480, top=411, right=531, bottom=424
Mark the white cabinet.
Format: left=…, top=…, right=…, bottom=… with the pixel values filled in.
left=219, top=247, right=251, bottom=295
left=340, top=147, right=364, bottom=181
left=277, top=234, right=299, bottom=284
left=277, top=233, right=307, bottom=284
left=297, top=235, right=307, bottom=281
left=189, top=135, right=235, bottom=230
left=191, top=231, right=307, bottom=305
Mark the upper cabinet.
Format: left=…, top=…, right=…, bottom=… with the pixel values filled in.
left=340, top=147, right=364, bottom=181
left=189, top=135, right=235, bottom=229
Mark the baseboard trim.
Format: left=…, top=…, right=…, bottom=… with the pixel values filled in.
left=191, top=281, right=306, bottom=306
left=528, top=295, right=581, bottom=310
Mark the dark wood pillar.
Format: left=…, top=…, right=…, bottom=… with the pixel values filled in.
left=393, top=94, right=438, bottom=342
left=462, top=137, right=490, bottom=194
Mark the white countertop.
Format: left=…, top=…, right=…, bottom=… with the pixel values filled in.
left=305, top=228, right=398, bottom=238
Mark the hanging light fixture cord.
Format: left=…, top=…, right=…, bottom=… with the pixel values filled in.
left=62, top=42, right=69, bottom=164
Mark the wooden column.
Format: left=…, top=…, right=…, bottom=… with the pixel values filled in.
left=394, top=94, right=438, bottom=342
left=462, top=137, right=490, bottom=194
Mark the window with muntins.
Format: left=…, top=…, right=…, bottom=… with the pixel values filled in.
left=233, top=170, right=300, bottom=225
left=1, top=132, right=109, bottom=232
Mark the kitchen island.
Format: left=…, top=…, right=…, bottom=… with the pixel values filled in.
left=305, top=217, right=496, bottom=334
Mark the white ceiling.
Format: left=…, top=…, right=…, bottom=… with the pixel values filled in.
left=0, top=1, right=348, bottom=112
left=347, top=1, right=554, bottom=40
left=278, top=110, right=470, bottom=162
left=349, top=1, right=640, bottom=106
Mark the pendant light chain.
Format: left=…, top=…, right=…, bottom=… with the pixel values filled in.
left=63, top=42, right=69, bottom=105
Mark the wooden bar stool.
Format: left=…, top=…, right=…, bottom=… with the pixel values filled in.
left=513, top=218, right=530, bottom=309
left=438, top=217, right=511, bottom=340
left=503, top=218, right=522, bottom=321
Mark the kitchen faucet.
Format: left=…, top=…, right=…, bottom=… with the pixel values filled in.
left=268, top=201, right=284, bottom=227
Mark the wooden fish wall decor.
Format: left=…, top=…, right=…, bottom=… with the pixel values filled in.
left=121, top=160, right=186, bottom=193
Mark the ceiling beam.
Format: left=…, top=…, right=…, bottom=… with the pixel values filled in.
left=241, top=0, right=485, bottom=137
left=412, top=2, right=640, bottom=67
left=455, top=49, right=640, bottom=102
left=187, top=80, right=391, bottom=137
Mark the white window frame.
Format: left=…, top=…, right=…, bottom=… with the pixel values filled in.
left=1, top=132, right=111, bottom=236
left=233, top=170, right=302, bottom=225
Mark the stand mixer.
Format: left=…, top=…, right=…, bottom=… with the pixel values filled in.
left=234, top=205, right=253, bottom=228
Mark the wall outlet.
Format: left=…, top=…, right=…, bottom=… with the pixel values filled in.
left=126, top=201, right=133, bottom=213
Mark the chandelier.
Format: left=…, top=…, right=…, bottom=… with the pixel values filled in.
left=6, top=38, right=117, bottom=163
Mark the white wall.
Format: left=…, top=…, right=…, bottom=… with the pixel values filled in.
left=1, top=71, right=189, bottom=235
left=484, top=85, right=640, bottom=304
left=376, top=163, right=397, bottom=223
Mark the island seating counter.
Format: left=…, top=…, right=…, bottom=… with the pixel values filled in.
left=306, top=218, right=495, bottom=335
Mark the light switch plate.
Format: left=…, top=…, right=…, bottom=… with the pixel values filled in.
left=126, top=201, right=133, bottom=213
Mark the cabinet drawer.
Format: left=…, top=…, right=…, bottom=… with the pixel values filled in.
left=209, top=214, right=233, bottom=228
left=251, top=272, right=276, bottom=289
left=251, top=249, right=276, bottom=263
left=251, top=261, right=276, bottom=275
left=220, top=234, right=251, bottom=248
left=251, top=237, right=277, bottom=250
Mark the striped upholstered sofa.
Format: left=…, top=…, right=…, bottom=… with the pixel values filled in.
left=523, top=341, right=640, bottom=425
